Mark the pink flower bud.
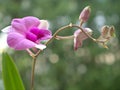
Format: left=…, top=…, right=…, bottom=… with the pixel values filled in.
left=79, top=6, right=91, bottom=22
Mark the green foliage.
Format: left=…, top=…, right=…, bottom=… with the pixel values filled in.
left=2, top=52, right=25, bottom=90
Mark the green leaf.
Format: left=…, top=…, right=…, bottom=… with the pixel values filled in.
left=2, top=52, right=25, bottom=90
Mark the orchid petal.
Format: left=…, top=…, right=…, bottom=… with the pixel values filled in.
left=7, top=32, right=36, bottom=50
left=37, top=29, right=52, bottom=40
left=11, top=16, right=40, bottom=34
left=74, top=36, right=82, bottom=50
left=11, top=18, right=27, bottom=34
left=74, top=30, right=88, bottom=40
left=74, top=28, right=92, bottom=50
left=38, top=20, right=49, bottom=29
left=29, top=27, right=52, bottom=40
left=1, top=26, right=11, bottom=33
left=35, top=44, right=46, bottom=50
left=22, top=16, right=40, bottom=29
left=26, top=31, right=37, bottom=42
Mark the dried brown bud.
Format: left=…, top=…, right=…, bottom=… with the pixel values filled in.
left=109, top=26, right=115, bottom=37
left=101, top=25, right=115, bottom=39
left=97, top=25, right=115, bottom=49
left=101, top=25, right=110, bottom=39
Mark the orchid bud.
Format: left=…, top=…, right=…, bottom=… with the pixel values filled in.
left=79, top=6, right=91, bottom=23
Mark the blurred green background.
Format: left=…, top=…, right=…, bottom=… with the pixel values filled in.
left=0, top=0, right=120, bottom=90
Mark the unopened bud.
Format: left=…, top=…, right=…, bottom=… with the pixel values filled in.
left=79, top=6, right=91, bottom=22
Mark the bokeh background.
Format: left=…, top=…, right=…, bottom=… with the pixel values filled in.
left=0, top=0, right=120, bottom=90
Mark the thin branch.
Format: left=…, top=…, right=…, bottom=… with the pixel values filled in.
left=79, top=20, right=84, bottom=26
left=45, top=24, right=72, bottom=45
left=26, top=49, right=35, bottom=57
left=55, top=35, right=74, bottom=40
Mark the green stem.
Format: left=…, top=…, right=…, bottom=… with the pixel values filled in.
left=79, top=20, right=84, bottom=26
left=30, top=57, right=37, bottom=90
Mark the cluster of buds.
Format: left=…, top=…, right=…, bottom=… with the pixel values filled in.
left=97, top=25, right=115, bottom=49
left=74, top=6, right=115, bottom=50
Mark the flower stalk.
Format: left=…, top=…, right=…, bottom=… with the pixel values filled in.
left=31, top=56, right=37, bottom=90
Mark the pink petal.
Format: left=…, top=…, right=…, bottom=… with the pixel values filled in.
left=26, top=31, right=37, bottom=42
left=74, top=30, right=88, bottom=41
left=11, top=16, right=40, bottom=34
left=73, top=28, right=92, bottom=50
left=29, top=27, right=42, bottom=36
left=11, top=18, right=27, bottom=34
left=38, top=29, right=52, bottom=40
left=30, top=27, right=52, bottom=40
left=22, top=16, right=40, bottom=29
left=74, top=30, right=83, bottom=50
left=74, top=36, right=82, bottom=50
left=7, top=32, right=36, bottom=50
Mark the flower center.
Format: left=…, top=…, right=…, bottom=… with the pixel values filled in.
left=26, top=27, right=44, bottom=42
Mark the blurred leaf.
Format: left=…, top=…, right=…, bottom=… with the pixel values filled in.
left=2, top=52, right=25, bottom=90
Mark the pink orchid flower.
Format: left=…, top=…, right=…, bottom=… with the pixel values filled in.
left=2, top=16, right=52, bottom=50
left=74, top=28, right=92, bottom=50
